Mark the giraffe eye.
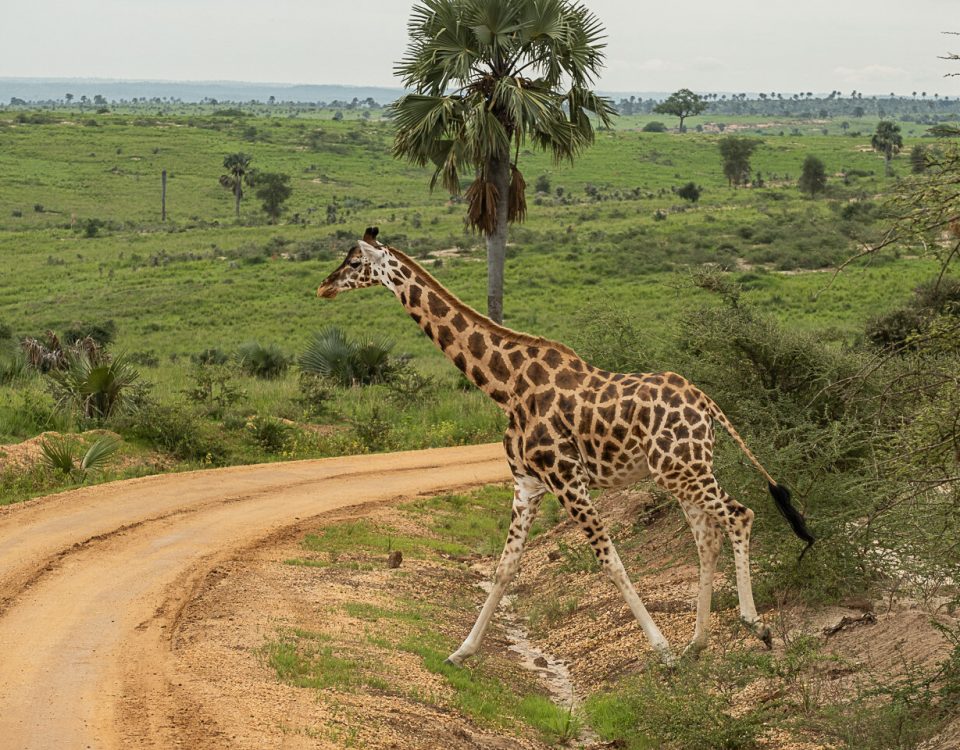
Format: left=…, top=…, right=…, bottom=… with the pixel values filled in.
left=348, top=259, right=361, bottom=269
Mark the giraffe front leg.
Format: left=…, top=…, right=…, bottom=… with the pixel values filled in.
left=445, top=477, right=545, bottom=666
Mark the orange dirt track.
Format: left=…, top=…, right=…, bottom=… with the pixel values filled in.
left=0, top=444, right=510, bottom=749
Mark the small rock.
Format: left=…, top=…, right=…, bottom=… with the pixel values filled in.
left=387, top=550, right=403, bottom=569
left=533, top=655, right=548, bottom=668
left=547, top=550, right=562, bottom=562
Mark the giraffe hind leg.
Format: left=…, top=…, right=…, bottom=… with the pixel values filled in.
left=660, top=469, right=771, bottom=650
left=679, top=503, right=723, bottom=659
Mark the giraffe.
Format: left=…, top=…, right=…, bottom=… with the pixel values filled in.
left=317, top=227, right=815, bottom=666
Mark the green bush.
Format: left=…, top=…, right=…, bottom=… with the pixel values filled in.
left=246, top=415, right=292, bottom=452
left=191, top=347, right=230, bottom=365
left=118, top=399, right=225, bottom=463
left=63, top=320, right=116, bottom=347
left=236, top=341, right=289, bottom=379
left=642, top=121, right=668, bottom=132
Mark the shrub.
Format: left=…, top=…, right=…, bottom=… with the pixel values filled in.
left=63, top=320, right=116, bottom=347
left=677, top=182, right=701, bottom=202
left=350, top=405, right=392, bottom=452
left=191, top=347, right=230, bottom=365
left=118, top=399, right=224, bottom=463
left=642, top=121, right=668, bottom=132
left=299, top=327, right=396, bottom=387
left=246, top=415, right=292, bottom=452
left=296, top=373, right=334, bottom=418
left=184, top=363, right=244, bottom=417
left=236, top=341, right=289, bottom=379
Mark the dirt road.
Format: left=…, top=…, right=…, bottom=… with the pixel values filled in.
left=0, top=444, right=510, bottom=749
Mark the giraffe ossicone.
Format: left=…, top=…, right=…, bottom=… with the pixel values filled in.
left=317, top=227, right=814, bottom=667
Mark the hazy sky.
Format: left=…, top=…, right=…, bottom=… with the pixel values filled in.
left=4, top=0, right=958, bottom=95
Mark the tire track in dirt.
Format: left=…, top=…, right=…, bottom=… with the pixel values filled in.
left=0, top=444, right=510, bottom=750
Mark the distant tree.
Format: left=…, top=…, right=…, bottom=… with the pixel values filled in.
left=391, top=0, right=615, bottom=324
left=909, top=144, right=928, bottom=174
left=332, top=110, right=343, bottom=121
left=840, top=121, right=850, bottom=132
left=653, top=88, right=707, bottom=132
left=871, top=120, right=903, bottom=176
left=65, top=93, right=73, bottom=105
left=642, top=121, right=668, bottom=132
left=853, top=105, right=865, bottom=118
left=534, top=174, right=551, bottom=194
left=718, top=136, right=761, bottom=186
left=219, top=153, right=254, bottom=218
left=93, top=94, right=107, bottom=107
left=798, top=155, right=827, bottom=196
left=677, top=182, right=701, bottom=202
left=254, top=172, right=293, bottom=223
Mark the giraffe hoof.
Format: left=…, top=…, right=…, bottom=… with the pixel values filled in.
left=443, top=655, right=464, bottom=667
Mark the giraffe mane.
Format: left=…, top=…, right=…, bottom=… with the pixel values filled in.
left=382, top=245, right=581, bottom=359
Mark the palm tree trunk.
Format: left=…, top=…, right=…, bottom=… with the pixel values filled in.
left=885, top=148, right=893, bottom=178
left=235, top=185, right=242, bottom=218
left=485, top=154, right=510, bottom=324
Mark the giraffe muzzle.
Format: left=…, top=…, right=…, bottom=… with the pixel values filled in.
left=317, top=283, right=339, bottom=299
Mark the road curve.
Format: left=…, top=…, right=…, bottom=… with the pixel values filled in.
left=0, top=443, right=510, bottom=749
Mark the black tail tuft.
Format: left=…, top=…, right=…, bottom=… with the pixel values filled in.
left=768, top=483, right=815, bottom=561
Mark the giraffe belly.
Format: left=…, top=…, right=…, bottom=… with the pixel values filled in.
left=588, top=452, right=652, bottom=488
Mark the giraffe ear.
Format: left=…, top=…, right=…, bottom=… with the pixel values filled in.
left=358, top=239, right=386, bottom=262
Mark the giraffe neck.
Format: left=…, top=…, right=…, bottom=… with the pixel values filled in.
left=382, top=249, right=533, bottom=405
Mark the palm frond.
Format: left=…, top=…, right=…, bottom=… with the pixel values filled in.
left=80, top=436, right=120, bottom=472
left=40, top=437, right=75, bottom=474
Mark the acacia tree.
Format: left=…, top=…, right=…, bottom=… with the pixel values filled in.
left=254, top=172, right=293, bottom=223
left=718, top=136, right=761, bottom=186
left=872, top=120, right=903, bottom=177
left=653, top=88, right=707, bottom=132
left=798, top=155, right=827, bottom=196
left=219, top=153, right=255, bottom=218
left=391, top=0, right=615, bottom=323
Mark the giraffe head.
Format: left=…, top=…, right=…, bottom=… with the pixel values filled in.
left=317, top=227, right=391, bottom=299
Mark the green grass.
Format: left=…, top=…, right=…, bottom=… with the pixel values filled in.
left=0, top=105, right=953, bottom=504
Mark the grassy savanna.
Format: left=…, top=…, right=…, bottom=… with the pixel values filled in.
left=0, top=104, right=951, bottom=503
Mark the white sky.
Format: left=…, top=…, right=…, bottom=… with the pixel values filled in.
left=3, top=0, right=958, bottom=96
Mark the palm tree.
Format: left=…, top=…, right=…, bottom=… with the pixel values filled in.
left=871, top=121, right=903, bottom=177
left=219, top=153, right=255, bottom=218
left=391, top=0, right=615, bottom=323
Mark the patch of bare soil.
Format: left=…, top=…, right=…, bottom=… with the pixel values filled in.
left=0, top=431, right=65, bottom=471
left=169, top=502, right=552, bottom=749
left=166, top=484, right=957, bottom=750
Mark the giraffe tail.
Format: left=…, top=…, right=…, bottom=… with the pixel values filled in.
left=709, top=402, right=815, bottom=559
